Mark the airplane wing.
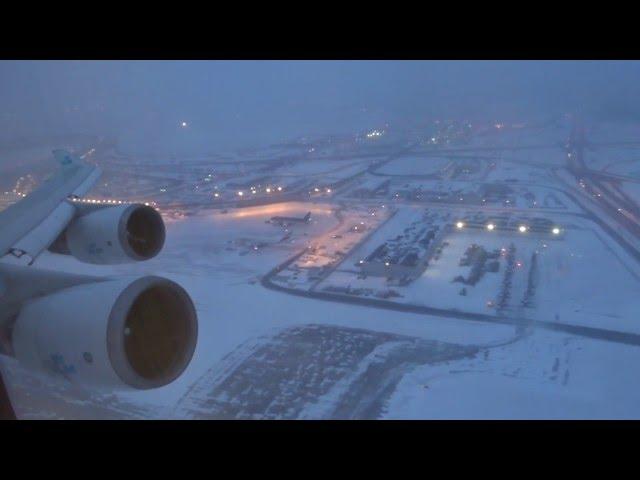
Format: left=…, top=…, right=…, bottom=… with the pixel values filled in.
left=0, top=150, right=101, bottom=265
left=0, top=149, right=198, bottom=413
left=0, top=150, right=198, bottom=418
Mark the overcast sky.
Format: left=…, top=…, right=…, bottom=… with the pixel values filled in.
left=1, top=60, right=640, bottom=153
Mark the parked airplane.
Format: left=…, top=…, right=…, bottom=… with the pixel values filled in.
left=0, top=150, right=198, bottom=419
left=268, top=211, right=311, bottom=227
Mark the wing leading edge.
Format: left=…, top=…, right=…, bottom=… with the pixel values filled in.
left=0, top=150, right=101, bottom=264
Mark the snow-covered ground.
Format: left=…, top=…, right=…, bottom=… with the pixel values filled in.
left=377, top=155, right=451, bottom=176
left=3, top=120, right=640, bottom=419
left=535, top=224, right=640, bottom=333
left=5, top=201, right=634, bottom=418
left=5, top=208, right=521, bottom=414
left=383, top=328, right=640, bottom=419
left=273, top=158, right=370, bottom=178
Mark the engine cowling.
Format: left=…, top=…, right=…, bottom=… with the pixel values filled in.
left=12, top=276, right=198, bottom=390
left=56, top=204, right=166, bottom=264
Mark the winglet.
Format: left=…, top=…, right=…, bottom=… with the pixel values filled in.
left=52, top=149, right=79, bottom=167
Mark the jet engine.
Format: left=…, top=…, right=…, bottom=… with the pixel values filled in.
left=51, top=204, right=166, bottom=264
left=11, top=275, right=198, bottom=390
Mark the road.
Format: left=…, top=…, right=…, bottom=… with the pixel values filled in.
left=255, top=127, right=640, bottom=348
left=563, top=119, right=640, bottom=261
left=261, top=238, right=640, bottom=347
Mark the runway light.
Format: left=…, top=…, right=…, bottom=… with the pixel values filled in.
left=384, top=261, right=390, bottom=267
left=266, top=188, right=271, bottom=193
left=518, top=225, right=528, bottom=233
left=456, top=221, right=465, bottom=229
left=181, top=121, right=188, bottom=128
left=277, top=186, right=283, bottom=191
left=314, top=187, right=320, bottom=192
left=552, top=227, right=561, bottom=235
left=214, top=193, right=219, bottom=198
left=326, top=188, right=332, bottom=193
left=359, top=260, right=364, bottom=264
left=486, top=223, right=495, bottom=231
left=237, top=191, right=244, bottom=196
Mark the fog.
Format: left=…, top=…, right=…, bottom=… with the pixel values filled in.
left=5, top=60, right=640, bottom=419
left=1, top=60, right=640, bottom=154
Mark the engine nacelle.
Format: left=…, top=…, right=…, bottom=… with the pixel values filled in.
left=12, top=276, right=198, bottom=390
left=55, top=204, right=166, bottom=264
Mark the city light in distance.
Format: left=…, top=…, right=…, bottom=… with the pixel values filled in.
left=552, top=227, right=561, bottom=235
left=486, top=223, right=495, bottom=231
left=181, top=121, right=188, bottom=128
left=518, top=225, right=528, bottom=233
left=237, top=191, right=244, bottom=196
left=456, top=221, right=465, bottom=229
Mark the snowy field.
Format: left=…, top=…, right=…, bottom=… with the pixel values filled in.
left=273, top=158, right=370, bottom=177
left=314, top=211, right=640, bottom=335
left=3, top=207, right=527, bottom=416
left=3, top=118, right=640, bottom=419
left=383, top=328, right=640, bottom=419
left=377, top=155, right=452, bottom=176
left=3, top=201, right=640, bottom=419
left=534, top=225, right=640, bottom=333
left=484, top=159, right=555, bottom=183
